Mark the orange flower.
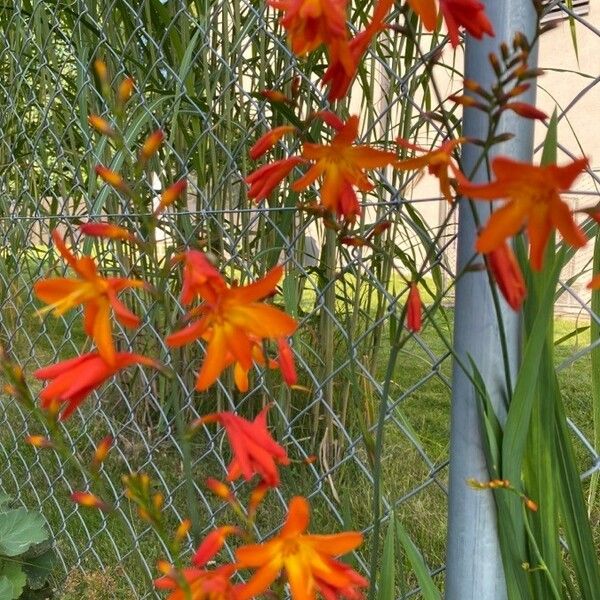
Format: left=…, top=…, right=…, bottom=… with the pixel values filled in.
left=166, top=256, right=297, bottom=390
left=236, top=496, right=367, bottom=600
left=406, top=283, right=422, bottom=333
left=487, top=241, right=526, bottom=311
left=395, top=137, right=463, bottom=203
left=459, top=157, right=588, bottom=270
left=588, top=275, right=600, bottom=290
left=71, top=491, right=110, bottom=512
left=407, top=0, right=437, bottom=30
left=198, top=406, right=290, bottom=487
left=439, top=0, right=494, bottom=47
left=155, top=528, right=241, bottom=600
left=80, top=222, right=135, bottom=242
left=246, top=157, right=304, bottom=202
left=249, top=125, right=297, bottom=160
left=34, top=230, right=145, bottom=365
left=291, top=115, right=397, bottom=222
left=268, top=0, right=349, bottom=56
left=34, top=352, right=158, bottom=420
left=322, top=0, right=393, bottom=101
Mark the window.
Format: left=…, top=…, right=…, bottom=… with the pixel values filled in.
left=541, top=0, right=590, bottom=24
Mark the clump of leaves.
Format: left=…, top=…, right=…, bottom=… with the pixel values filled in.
left=0, top=494, right=54, bottom=599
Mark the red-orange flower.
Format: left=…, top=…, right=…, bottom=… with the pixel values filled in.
left=93, top=435, right=114, bottom=468
left=249, top=125, right=297, bottom=160
left=439, top=0, right=494, bottom=47
left=322, top=0, right=393, bottom=101
left=155, top=528, right=241, bottom=600
left=291, top=115, right=397, bottom=222
left=246, top=157, right=304, bottom=202
left=487, top=241, right=526, bottom=311
left=236, top=496, right=367, bottom=600
left=34, top=230, right=145, bottom=365
left=34, top=352, right=158, bottom=420
left=198, top=406, right=290, bottom=487
left=395, top=137, right=463, bottom=203
left=459, top=157, right=588, bottom=270
left=166, top=256, right=297, bottom=391
left=407, top=0, right=437, bottom=30
left=407, top=283, right=422, bottom=333
left=268, top=0, right=349, bottom=56
left=154, top=179, right=187, bottom=215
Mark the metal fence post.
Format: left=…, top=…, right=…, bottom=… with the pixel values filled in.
left=446, top=3, right=539, bottom=599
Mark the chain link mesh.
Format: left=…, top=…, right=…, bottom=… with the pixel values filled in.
left=0, top=1, right=598, bottom=598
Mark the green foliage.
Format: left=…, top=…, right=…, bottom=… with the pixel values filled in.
left=0, top=497, right=54, bottom=599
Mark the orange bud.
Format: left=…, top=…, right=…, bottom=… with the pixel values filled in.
left=249, top=126, right=296, bottom=160
left=117, top=77, right=135, bottom=105
left=588, top=274, right=600, bottom=290
left=192, top=526, right=239, bottom=568
left=25, top=435, right=53, bottom=449
left=524, top=497, right=538, bottom=512
left=139, top=130, right=165, bottom=163
left=95, top=165, right=129, bottom=194
left=93, top=59, right=108, bottom=84
left=206, top=478, right=234, bottom=502
left=488, top=242, right=526, bottom=311
left=157, top=560, right=174, bottom=576
left=88, top=115, right=116, bottom=137
left=304, top=454, right=317, bottom=465
left=71, top=491, right=110, bottom=512
left=504, top=102, right=547, bottom=121
left=249, top=482, right=269, bottom=516
left=260, top=89, right=290, bottom=104
left=340, top=236, right=369, bottom=248
left=406, top=283, right=422, bottom=333
left=277, top=338, right=297, bottom=386
left=370, top=220, right=392, bottom=238
left=509, top=83, right=530, bottom=98
left=152, top=493, right=164, bottom=511
left=154, top=179, right=187, bottom=215
left=448, top=94, right=481, bottom=108
left=80, top=222, right=134, bottom=242
left=3, top=384, right=16, bottom=396
left=93, top=435, right=113, bottom=467
left=175, top=519, right=192, bottom=543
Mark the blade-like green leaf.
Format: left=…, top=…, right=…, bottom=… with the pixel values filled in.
left=377, top=514, right=395, bottom=600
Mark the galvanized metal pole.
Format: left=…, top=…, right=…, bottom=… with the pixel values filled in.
left=446, top=3, right=539, bottom=599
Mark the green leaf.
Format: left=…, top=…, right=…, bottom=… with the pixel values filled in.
left=0, top=509, right=48, bottom=557
left=0, top=494, right=11, bottom=510
left=377, top=514, right=395, bottom=600
left=0, top=561, right=27, bottom=600
left=396, top=520, right=441, bottom=600
left=23, top=547, right=55, bottom=590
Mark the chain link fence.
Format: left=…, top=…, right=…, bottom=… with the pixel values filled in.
left=0, top=1, right=598, bottom=598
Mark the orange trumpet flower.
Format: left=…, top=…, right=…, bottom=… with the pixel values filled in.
left=34, top=230, right=145, bottom=365
left=395, top=137, right=463, bottom=203
left=34, top=352, right=158, bottom=420
left=459, top=157, right=588, bottom=270
left=268, top=0, right=349, bottom=56
left=440, top=0, right=494, bottom=48
left=80, top=222, right=135, bottom=242
left=487, top=241, right=526, bottom=311
left=246, top=157, right=304, bottom=202
left=155, top=528, right=241, bottom=600
left=166, top=255, right=297, bottom=391
left=322, top=0, right=394, bottom=101
left=406, top=0, right=437, bottom=30
left=291, top=115, right=397, bottom=223
left=236, top=496, right=367, bottom=600
left=249, top=125, right=297, bottom=160
left=197, top=406, right=290, bottom=487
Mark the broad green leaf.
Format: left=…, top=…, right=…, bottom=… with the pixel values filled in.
left=396, top=520, right=441, bottom=600
left=0, top=509, right=48, bottom=557
left=23, top=547, right=55, bottom=590
left=0, top=562, right=27, bottom=600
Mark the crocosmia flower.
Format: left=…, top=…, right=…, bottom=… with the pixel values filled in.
left=71, top=491, right=110, bottom=512
left=440, top=0, right=494, bottom=47
left=487, top=241, right=526, bottom=311
left=166, top=253, right=297, bottom=391
left=236, top=496, right=367, bottom=600
left=198, top=406, right=290, bottom=487
left=34, top=352, right=158, bottom=420
left=407, top=0, right=437, bottom=30
left=395, top=137, right=463, bottom=203
left=34, top=230, right=145, bottom=366
left=268, top=0, right=349, bottom=56
left=406, top=283, right=422, bottom=333
left=459, top=157, right=588, bottom=270
left=291, top=115, right=397, bottom=223
left=155, top=527, right=241, bottom=600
